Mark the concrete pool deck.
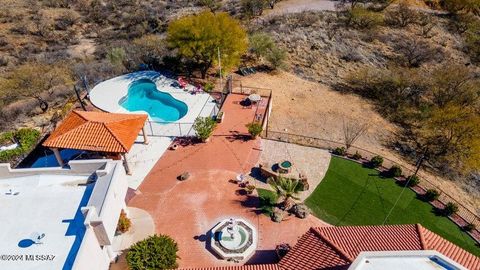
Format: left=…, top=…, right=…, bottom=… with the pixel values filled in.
left=89, top=71, right=216, bottom=132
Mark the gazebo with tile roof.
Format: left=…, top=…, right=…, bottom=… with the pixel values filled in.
left=43, top=110, right=148, bottom=174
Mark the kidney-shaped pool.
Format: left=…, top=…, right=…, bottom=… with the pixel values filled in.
left=120, top=79, right=188, bottom=122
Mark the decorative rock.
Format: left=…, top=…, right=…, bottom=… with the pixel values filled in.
left=271, top=208, right=284, bottom=223
left=291, top=203, right=310, bottom=219
left=178, top=172, right=190, bottom=181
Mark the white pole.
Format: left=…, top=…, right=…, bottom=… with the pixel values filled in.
left=218, top=47, right=222, bottom=91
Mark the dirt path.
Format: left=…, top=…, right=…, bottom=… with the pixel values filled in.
left=234, top=71, right=480, bottom=213
left=264, top=0, right=336, bottom=16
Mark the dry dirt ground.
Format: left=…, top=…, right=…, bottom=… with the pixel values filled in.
left=234, top=71, right=480, bottom=213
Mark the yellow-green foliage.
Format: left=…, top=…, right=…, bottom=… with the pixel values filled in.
left=167, top=11, right=248, bottom=78
left=0, top=128, right=41, bottom=163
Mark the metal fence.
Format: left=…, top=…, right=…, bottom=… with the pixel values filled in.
left=264, top=130, right=480, bottom=231
left=145, top=96, right=220, bottom=137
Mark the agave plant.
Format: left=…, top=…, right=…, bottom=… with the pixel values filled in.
left=268, top=176, right=303, bottom=210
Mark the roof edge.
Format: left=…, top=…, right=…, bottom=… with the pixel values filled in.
left=415, top=223, right=427, bottom=250
left=312, top=227, right=355, bottom=262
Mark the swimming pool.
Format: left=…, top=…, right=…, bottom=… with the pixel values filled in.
left=120, top=79, right=188, bottom=122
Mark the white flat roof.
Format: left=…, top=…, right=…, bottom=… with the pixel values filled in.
left=0, top=174, right=91, bottom=270
left=349, top=251, right=467, bottom=270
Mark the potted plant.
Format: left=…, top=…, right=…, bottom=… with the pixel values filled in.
left=116, top=210, right=131, bottom=234
left=246, top=122, right=263, bottom=139
left=193, top=116, right=216, bottom=142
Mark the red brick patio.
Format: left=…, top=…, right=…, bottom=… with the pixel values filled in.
left=128, top=94, right=328, bottom=268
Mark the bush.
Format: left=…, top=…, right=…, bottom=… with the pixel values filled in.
left=387, top=165, right=402, bottom=178
left=350, top=7, right=384, bottom=29
left=384, top=3, right=417, bottom=28
left=245, top=184, right=256, bottom=194
left=193, top=116, right=216, bottom=142
left=463, top=223, right=476, bottom=232
left=405, top=175, right=420, bottom=187
left=0, top=128, right=41, bottom=163
left=443, top=202, right=459, bottom=216
left=424, top=189, right=440, bottom=201
left=333, top=147, right=346, bottom=156
left=352, top=151, right=362, bottom=160
left=203, top=82, right=214, bottom=92
left=370, top=155, right=384, bottom=168
left=265, top=46, right=287, bottom=70
left=126, top=234, right=179, bottom=270
left=246, top=122, right=263, bottom=139
left=116, top=210, right=131, bottom=234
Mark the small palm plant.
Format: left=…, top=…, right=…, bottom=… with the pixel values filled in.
left=267, top=176, right=303, bottom=210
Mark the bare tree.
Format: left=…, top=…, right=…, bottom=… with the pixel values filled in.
left=343, top=119, right=369, bottom=150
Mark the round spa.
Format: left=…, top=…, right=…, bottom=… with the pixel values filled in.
left=210, top=218, right=257, bottom=261
left=278, top=160, right=293, bottom=174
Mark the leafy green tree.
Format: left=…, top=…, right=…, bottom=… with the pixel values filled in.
left=429, top=65, right=479, bottom=108
left=268, top=176, right=303, bottom=210
left=410, top=105, right=480, bottom=172
left=167, top=11, right=248, bottom=78
left=0, top=63, right=73, bottom=112
left=126, top=234, right=178, bottom=270
left=193, top=116, right=217, bottom=142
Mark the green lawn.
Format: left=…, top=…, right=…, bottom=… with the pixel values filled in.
left=305, top=156, right=480, bottom=256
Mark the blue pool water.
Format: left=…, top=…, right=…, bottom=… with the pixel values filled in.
left=120, top=79, right=188, bottom=122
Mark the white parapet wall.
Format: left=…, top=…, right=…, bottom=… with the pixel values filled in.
left=0, top=159, right=128, bottom=270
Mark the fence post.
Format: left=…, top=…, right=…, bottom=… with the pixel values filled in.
left=148, top=121, right=154, bottom=136
left=178, top=123, right=182, bottom=137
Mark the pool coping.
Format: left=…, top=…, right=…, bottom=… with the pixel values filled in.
left=89, top=71, right=215, bottom=125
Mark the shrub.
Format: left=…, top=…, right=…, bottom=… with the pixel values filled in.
left=203, top=82, right=214, bottom=92
left=350, top=7, right=384, bottom=29
left=333, top=147, right=346, bottom=156
left=116, top=210, right=131, bottom=234
left=405, top=175, right=420, bottom=187
left=126, top=234, right=179, bottom=270
left=387, top=165, right=402, bottom=178
left=0, top=128, right=41, bottom=163
left=245, top=184, right=256, bottom=194
left=443, top=202, right=459, bottom=216
left=463, top=223, right=476, bottom=232
left=370, top=155, right=383, bottom=168
left=424, top=189, right=440, bottom=201
left=275, top=243, right=291, bottom=258
left=246, top=122, right=263, bottom=139
left=352, top=151, right=362, bottom=160
left=193, top=116, right=216, bottom=142
left=265, top=46, right=287, bottom=70
left=384, top=2, right=417, bottom=28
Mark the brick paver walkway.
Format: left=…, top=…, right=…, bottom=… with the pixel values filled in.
left=128, top=94, right=328, bottom=268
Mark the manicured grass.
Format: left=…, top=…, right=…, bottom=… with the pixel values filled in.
left=305, top=156, right=480, bottom=256
left=257, top=188, right=277, bottom=216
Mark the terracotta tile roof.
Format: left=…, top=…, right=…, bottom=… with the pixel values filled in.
left=279, top=224, right=480, bottom=270
left=179, top=265, right=280, bottom=270
left=43, top=110, right=147, bottom=153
